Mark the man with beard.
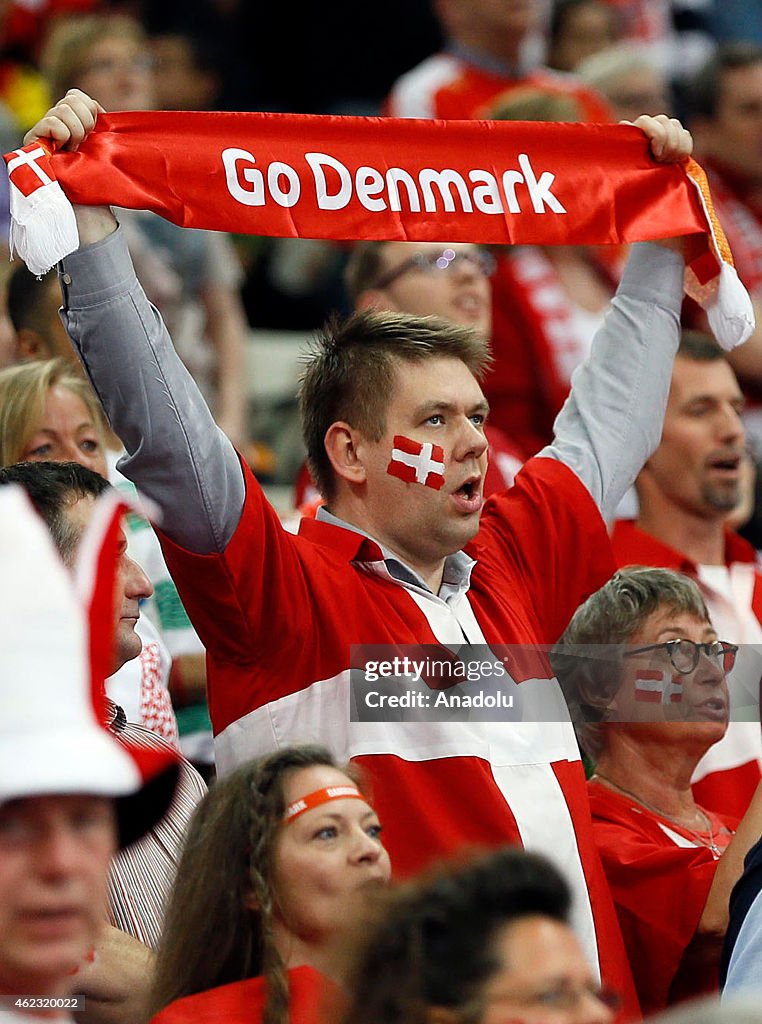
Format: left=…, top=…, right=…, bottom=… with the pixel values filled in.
left=612, top=331, right=762, bottom=821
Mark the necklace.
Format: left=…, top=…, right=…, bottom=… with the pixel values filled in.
left=592, top=771, right=723, bottom=856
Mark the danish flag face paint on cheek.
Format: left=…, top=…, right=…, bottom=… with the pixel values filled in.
left=634, top=669, right=683, bottom=704
left=387, top=436, right=446, bottom=490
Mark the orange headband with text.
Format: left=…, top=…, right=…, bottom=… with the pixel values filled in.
left=283, top=785, right=365, bottom=824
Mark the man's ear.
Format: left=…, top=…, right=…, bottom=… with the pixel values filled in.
left=16, top=328, right=46, bottom=361
left=324, top=421, right=367, bottom=486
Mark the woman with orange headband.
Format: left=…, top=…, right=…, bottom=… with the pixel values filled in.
left=147, top=745, right=391, bottom=1024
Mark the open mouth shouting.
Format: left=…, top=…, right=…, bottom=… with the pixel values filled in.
left=706, top=450, right=742, bottom=477
left=451, top=474, right=483, bottom=514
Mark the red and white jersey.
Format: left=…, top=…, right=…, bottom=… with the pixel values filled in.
left=589, top=779, right=737, bottom=1016
left=612, top=520, right=762, bottom=819
left=160, top=454, right=637, bottom=1009
left=385, top=52, right=612, bottom=122
left=487, top=247, right=619, bottom=457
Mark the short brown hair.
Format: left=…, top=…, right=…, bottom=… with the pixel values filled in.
left=298, top=309, right=492, bottom=500
left=677, top=329, right=725, bottom=362
left=343, top=241, right=387, bottom=303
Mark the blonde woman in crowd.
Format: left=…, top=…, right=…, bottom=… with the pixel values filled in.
left=0, top=357, right=178, bottom=741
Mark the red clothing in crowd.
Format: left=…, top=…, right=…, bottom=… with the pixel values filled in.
left=162, top=456, right=637, bottom=1013
left=589, top=779, right=737, bottom=1016
left=62, top=228, right=688, bottom=1022
left=702, top=157, right=762, bottom=296
left=612, top=520, right=762, bottom=820
left=385, top=52, right=611, bottom=122
left=487, top=248, right=619, bottom=457
left=150, top=967, right=339, bottom=1024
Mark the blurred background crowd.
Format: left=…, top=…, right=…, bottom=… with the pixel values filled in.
left=5, top=3, right=762, bottom=1023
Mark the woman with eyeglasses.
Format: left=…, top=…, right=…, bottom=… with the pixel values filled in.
left=343, top=847, right=615, bottom=1024
left=552, top=566, right=762, bottom=1017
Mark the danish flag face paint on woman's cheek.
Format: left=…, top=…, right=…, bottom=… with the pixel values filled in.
left=634, top=669, right=683, bottom=704
left=387, top=436, right=446, bottom=490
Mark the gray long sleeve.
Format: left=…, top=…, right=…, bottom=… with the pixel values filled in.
left=540, top=242, right=684, bottom=523
left=59, top=226, right=244, bottom=554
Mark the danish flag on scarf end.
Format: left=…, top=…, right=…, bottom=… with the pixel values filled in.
left=4, top=141, right=79, bottom=276
left=634, top=669, right=683, bottom=704
left=387, top=436, right=445, bottom=489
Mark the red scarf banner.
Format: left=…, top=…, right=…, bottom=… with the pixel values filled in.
left=3, top=110, right=754, bottom=347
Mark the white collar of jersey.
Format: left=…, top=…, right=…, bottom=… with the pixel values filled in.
left=316, top=505, right=475, bottom=596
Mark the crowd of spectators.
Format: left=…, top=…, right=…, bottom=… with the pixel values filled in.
left=2, top=2, right=762, bottom=1023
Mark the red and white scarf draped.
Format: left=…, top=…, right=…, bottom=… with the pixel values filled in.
left=3, top=109, right=754, bottom=349
left=494, top=245, right=620, bottom=421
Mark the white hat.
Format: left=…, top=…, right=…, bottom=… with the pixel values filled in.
left=0, top=485, right=178, bottom=847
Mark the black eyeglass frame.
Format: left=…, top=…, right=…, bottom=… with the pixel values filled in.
left=371, top=247, right=496, bottom=291
left=622, top=638, right=738, bottom=675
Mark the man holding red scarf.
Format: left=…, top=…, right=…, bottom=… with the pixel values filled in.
left=27, top=90, right=702, bottom=1017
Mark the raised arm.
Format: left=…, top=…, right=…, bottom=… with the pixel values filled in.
left=541, top=115, right=693, bottom=523
left=24, top=91, right=245, bottom=554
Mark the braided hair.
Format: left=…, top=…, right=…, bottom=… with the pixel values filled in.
left=149, top=745, right=348, bottom=1024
